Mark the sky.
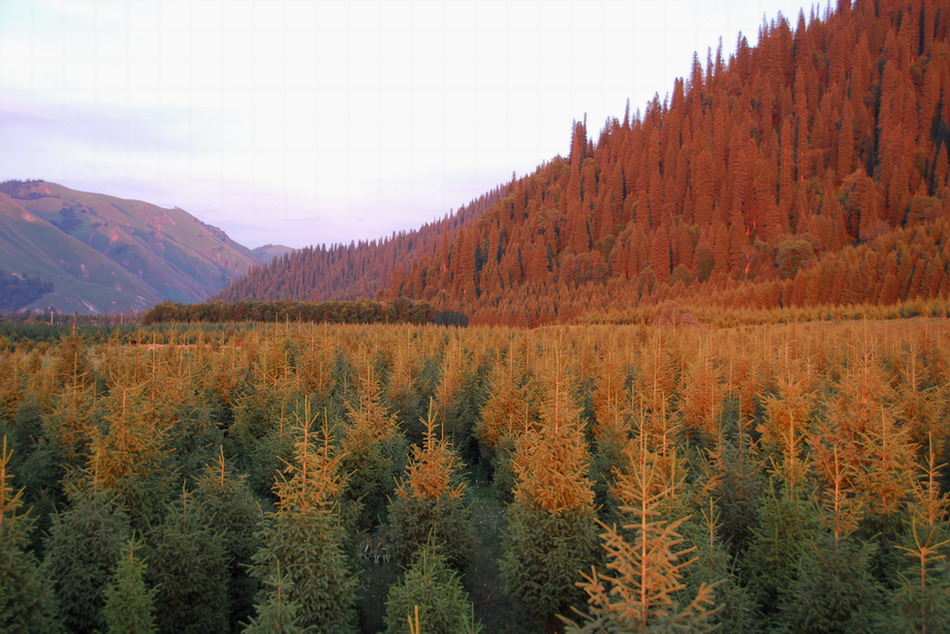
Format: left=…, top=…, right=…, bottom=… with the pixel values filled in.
left=0, top=0, right=819, bottom=249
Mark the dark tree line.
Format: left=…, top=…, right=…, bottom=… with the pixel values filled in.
left=140, top=299, right=468, bottom=327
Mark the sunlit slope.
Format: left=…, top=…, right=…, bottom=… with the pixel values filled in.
left=0, top=181, right=268, bottom=312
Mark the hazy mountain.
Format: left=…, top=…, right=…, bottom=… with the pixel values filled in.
left=0, top=180, right=288, bottom=313
left=252, top=244, right=295, bottom=264
left=219, top=0, right=950, bottom=325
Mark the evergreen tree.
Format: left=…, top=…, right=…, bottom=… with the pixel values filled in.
left=147, top=492, right=230, bottom=634
left=778, top=533, right=882, bottom=633
left=0, top=437, right=57, bottom=632
left=500, top=364, right=599, bottom=628
left=383, top=541, right=481, bottom=634
left=250, top=405, right=358, bottom=633
left=743, top=479, right=819, bottom=624
left=45, top=482, right=130, bottom=633
left=102, top=539, right=158, bottom=634
left=386, top=401, right=475, bottom=570
left=564, top=428, right=717, bottom=632
left=340, top=369, right=406, bottom=531
left=192, top=447, right=263, bottom=632
left=243, top=565, right=303, bottom=634
left=880, top=437, right=950, bottom=632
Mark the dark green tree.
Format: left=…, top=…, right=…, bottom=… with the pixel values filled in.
left=384, top=540, right=481, bottom=634
left=102, top=539, right=158, bottom=634
left=386, top=402, right=475, bottom=570
left=249, top=406, right=358, bottom=633
left=192, top=447, right=263, bottom=632
left=147, top=492, right=230, bottom=634
left=0, top=437, right=57, bottom=632
left=45, top=482, right=130, bottom=633
left=500, top=367, right=599, bottom=628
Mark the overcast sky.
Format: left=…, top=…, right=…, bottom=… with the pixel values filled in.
left=0, top=0, right=817, bottom=249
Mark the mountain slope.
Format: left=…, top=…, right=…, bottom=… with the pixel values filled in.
left=0, top=181, right=274, bottom=313
left=214, top=0, right=950, bottom=325
left=213, top=186, right=506, bottom=302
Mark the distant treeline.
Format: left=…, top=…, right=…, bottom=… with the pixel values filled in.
left=0, top=272, right=53, bottom=311
left=140, top=299, right=468, bottom=326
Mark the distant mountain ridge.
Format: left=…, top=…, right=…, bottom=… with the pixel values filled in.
left=219, top=0, right=950, bottom=324
left=0, top=180, right=289, bottom=313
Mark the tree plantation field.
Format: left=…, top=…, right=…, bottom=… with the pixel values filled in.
left=1, top=318, right=949, bottom=632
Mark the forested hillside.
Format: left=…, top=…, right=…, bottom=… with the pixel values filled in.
left=213, top=187, right=506, bottom=303
left=220, top=0, right=950, bottom=325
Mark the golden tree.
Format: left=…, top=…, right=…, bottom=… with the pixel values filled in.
left=565, top=421, right=716, bottom=631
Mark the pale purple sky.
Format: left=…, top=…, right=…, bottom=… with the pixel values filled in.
left=0, top=0, right=817, bottom=249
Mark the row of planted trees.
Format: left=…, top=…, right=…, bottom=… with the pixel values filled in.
left=1, top=317, right=948, bottom=632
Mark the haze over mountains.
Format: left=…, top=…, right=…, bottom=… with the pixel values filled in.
left=217, top=0, right=950, bottom=325
left=0, top=180, right=287, bottom=314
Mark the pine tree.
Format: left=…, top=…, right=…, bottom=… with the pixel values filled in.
left=500, top=361, right=598, bottom=628
left=148, top=491, right=230, bottom=634
left=743, top=479, right=819, bottom=624
left=192, top=447, right=263, bottom=632
left=386, top=400, right=475, bottom=570
left=102, top=539, right=158, bottom=634
left=249, top=405, right=358, bottom=633
left=880, top=435, right=950, bottom=632
left=243, top=564, right=303, bottom=634
left=383, top=540, right=481, bottom=634
left=341, top=368, right=406, bottom=530
left=0, top=437, right=57, bottom=632
left=564, top=425, right=717, bottom=632
left=45, top=482, right=130, bottom=633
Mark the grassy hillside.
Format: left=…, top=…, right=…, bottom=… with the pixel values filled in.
left=0, top=181, right=273, bottom=313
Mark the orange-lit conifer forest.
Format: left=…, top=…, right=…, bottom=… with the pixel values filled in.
left=3, top=0, right=950, bottom=632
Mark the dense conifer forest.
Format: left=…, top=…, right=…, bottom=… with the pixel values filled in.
left=1, top=316, right=949, bottom=632
left=217, top=0, right=950, bottom=326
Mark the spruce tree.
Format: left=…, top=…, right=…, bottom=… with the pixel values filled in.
left=384, top=541, right=481, bottom=634
left=45, top=482, right=130, bottom=633
left=564, top=427, right=717, bottom=632
left=249, top=405, right=358, bottom=633
left=147, top=492, right=230, bottom=634
left=0, top=437, right=57, bottom=632
left=192, top=447, right=263, bottom=632
left=243, top=565, right=303, bottom=634
left=102, top=539, right=158, bottom=634
left=340, top=369, right=406, bottom=531
left=880, top=437, right=950, bottom=631
left=386, top=400, right=475, bottom=570
left=500, top=363, right=598, bottom=628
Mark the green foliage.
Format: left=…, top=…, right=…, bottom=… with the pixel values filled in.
left=147, top=496, right=230, bottom=634
left=141, top=299, right=456, bottom=326
left=778, top=534, right=882, bottom=633
left=341, top=372, right=406, bottom=531
left=243, top=565, right=303, bottom=634
left=226, top=388, right=294, bottom=500
left=103, top=539, right=158, bottom=634
left=384, top=542, right=481, bottom=634
left=192, top=448, right=263, bottom=632
left=387, top=491, right=476, bottom=570
left=45, top=484, right=130, bottom=633
left=743, top=481, right=819, bottom=622
left=0, top=437, right=57, bottom=632
left=386, top=405, right=476, bottom=570
left=250, top=411, right=358, bottom=633
left=501, top=504, right=599, bottom=627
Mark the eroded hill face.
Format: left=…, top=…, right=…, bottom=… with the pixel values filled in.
left=0, top=180, right=276, bottom=313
